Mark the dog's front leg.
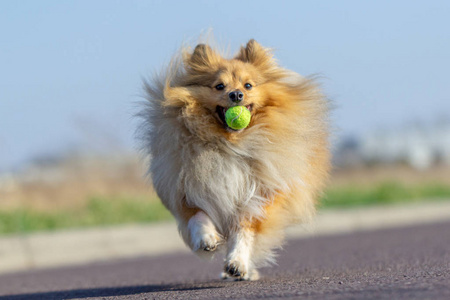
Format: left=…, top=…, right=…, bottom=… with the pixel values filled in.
left=177, top=198, right=222, bottom=254
left=187, top=211, right=222, bottom=253
left=223, top=227, right=259, bottom=280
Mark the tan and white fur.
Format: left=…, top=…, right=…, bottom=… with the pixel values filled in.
left=138, top=39, right=330, bottom=280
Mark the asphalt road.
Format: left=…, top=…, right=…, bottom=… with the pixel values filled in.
left=0, top=221, right=449, bottom=300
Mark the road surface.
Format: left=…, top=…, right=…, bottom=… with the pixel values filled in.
left=0, top=221, right=449, bottom=299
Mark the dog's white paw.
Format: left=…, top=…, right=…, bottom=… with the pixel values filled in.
left=223, top=228, right=256, bottom=280
left=198, top=231, right=221, bottom=252
left=221, top=268, right=259, bottom=281
left=224, top=259, right=249, bottom=280
left=188, top=211, right=222, bottom=253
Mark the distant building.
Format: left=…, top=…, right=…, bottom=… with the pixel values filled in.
left=334, top=119, right=450, bottom=169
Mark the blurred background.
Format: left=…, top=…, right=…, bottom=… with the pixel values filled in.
left=1, top=0, right=450, bottom=236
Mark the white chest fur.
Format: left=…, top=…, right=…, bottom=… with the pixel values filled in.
left=181, top=145, right=261, bottom=231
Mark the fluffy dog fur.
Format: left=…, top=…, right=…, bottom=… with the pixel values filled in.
left=138, top=39, right=330, bottom=280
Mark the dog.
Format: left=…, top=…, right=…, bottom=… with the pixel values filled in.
left=138, top=39, right=330, bottom=280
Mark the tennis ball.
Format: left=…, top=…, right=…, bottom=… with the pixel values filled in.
left=225, top=106, right=251, bottom=130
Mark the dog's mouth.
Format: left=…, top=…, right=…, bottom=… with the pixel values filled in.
left=216, top=104, right=253, bottom=131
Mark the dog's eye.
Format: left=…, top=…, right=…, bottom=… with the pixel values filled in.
left=244, top=83, right=252, bottom=90
left=215, top=84, right=225, bottom=90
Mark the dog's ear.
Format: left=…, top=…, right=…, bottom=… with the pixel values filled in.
left=236, top=39, right=272, bottom=67
left=184, top=44, right=220, bottom=73
left=236, top=39, right=285, bottom=80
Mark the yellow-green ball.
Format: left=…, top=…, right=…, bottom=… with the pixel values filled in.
left=225, top=106, right=251, bottom=130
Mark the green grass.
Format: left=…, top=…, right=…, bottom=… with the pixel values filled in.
left=1, top=181, right=450, bottom=235
left=321, top=181, right=450, bottom=209
left=0, top=197, right=172, bottom=235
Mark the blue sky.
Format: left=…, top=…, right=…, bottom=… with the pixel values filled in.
left=1, top=1, right=449, bottom=171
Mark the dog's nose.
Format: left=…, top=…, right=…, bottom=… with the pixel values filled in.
left=229, top=90, right=244, bottom=103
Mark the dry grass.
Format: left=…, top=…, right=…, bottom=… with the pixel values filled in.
left=0, top=155, right=449, bottom=235
left=329, top=164, right=450, bottom=187
left=2, top=157, right=450, bottom=213
left=0, top=155, right=156, bottom=212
